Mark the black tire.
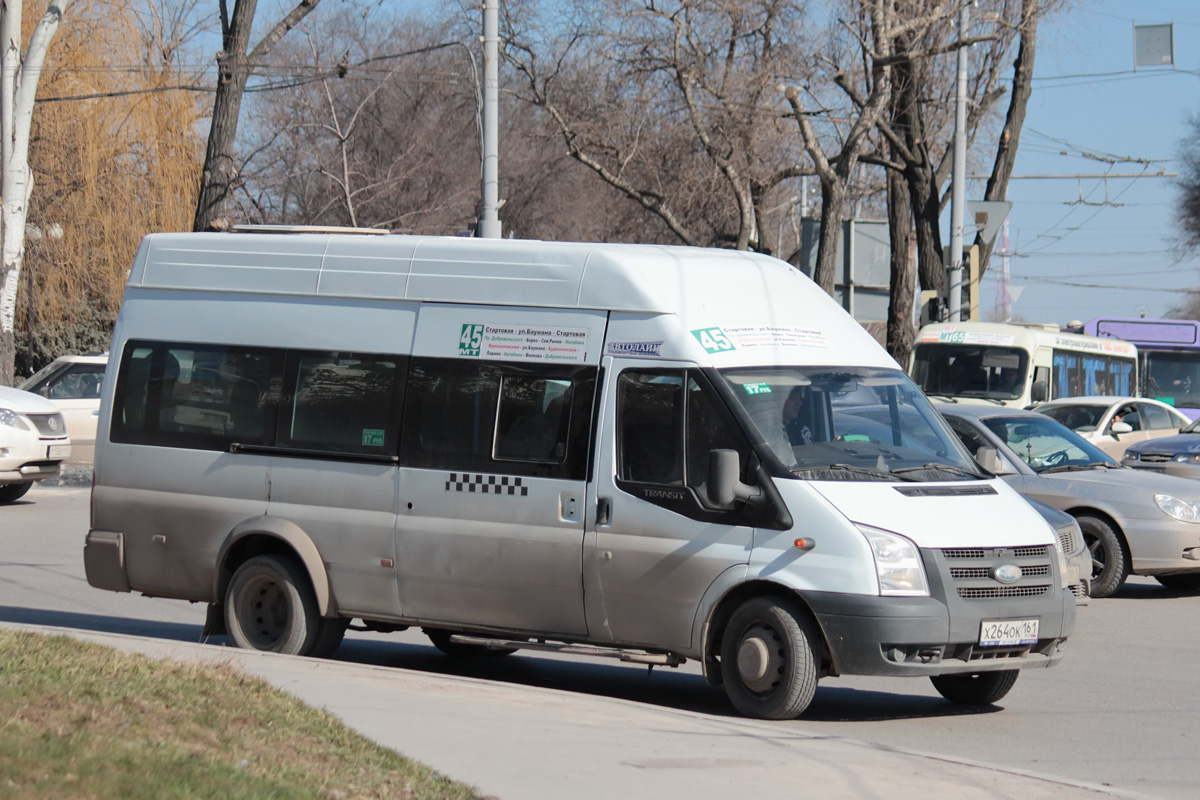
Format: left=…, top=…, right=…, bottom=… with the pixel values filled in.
left=425, top=628, right=517, bottom=658
left=1154, top=573, right=1200, bottom=592
left=1077, top=514, right=1129, bottom=599
left=0, top=482, right=33, bottom=505
left=225, top=555, right=345, bottom=657
left=930, top=669, right=1019, bottom=705
left=719, top=596, right=819, bottom=720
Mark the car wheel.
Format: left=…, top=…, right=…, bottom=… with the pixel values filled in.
left=0, top=482, right=33, bottom=505
left=720, top=596, right=818, bottom=720
left=225, top=555, right=346, bottom=657
left=1076, top=514, right=1129, bottom=599
left=1154, top=573, right=1200, bottom=593
left=425, top=628, right=517, bottom=657
left=930, top=670, right=1019, bottom=705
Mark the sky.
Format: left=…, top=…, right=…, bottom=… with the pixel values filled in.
left=979, top=0, right=1200, bottom=326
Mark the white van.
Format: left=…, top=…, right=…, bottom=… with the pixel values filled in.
left=85, top=230, right=1075, bottom=719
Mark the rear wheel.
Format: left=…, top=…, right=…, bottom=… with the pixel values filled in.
left=930, top=670, right=1019, bottom=705
left=425, top=628, right=516, bottom=657
left=1154, top=573, right=1200, bottom=592
left=1077, top=514, right=1128, bottom=599
left=0, top=482, right=33, bottom=505
left=225, top=555, right=346, bottom=657
left=720, top=596, right=818, bottom=720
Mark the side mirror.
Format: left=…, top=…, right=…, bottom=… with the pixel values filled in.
left=1110, top=421, right=1133, bottom=435
left=707, top=449, right=761, bottom=508
left=1030, top=380, right=1048, bottom=404
left=974, top=445, right=1007, bottom=474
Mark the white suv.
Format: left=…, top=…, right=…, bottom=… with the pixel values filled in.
left=0, top=385, right=71, bottom=503
left=18, top=352, right=107, bottom=446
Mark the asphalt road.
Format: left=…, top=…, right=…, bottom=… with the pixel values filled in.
left=4, top=485, right=1197, bottom=799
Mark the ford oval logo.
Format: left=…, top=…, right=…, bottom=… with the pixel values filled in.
left=993, top=564, right=1022, bottom=584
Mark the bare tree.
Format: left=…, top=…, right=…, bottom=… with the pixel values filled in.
left=192, top=0, right=322, bottom=232
left=0, top=0, right=72, bottom=385
left=502, top=0, right=811, bottom=254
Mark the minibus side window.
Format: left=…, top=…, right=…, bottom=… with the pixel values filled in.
left=617, top=371, right=684, bottom=485
left=111, top=340, right=282, bottom=450
left=493, top=376, right=572, bottom=463
left=278, top=351, right=404, bottom=455
left=401, top=357, right=594, bottom=479
left=685, top=376, right=752, bottom=490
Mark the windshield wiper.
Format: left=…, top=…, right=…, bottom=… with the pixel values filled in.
left=1040, top=461, right=1115, bottom=474
left=891, top=463, right=986, bottom=479
left=794, top=463, right=922, bottom=482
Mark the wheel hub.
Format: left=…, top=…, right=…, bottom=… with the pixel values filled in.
left=736, top=624, right=783, bottom=693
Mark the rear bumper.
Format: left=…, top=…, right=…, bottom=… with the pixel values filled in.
left=84, top=529, right=131, bottom=592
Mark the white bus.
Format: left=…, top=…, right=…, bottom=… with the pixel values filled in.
left=910, top=322, right=1138, bottom=408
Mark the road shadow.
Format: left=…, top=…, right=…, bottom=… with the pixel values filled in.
left=0, top=605, right=211, bottom=643
left=0, top=607, right=1002, bottom=724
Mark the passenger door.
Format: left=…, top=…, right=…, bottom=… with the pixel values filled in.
left=394, top=305, right=607, bottom=636
left=585, top=363, right=757, bottom=652
left=39, top=362, right=105, bottom=445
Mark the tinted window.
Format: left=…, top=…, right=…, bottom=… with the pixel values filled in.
left=1139, top=402, right=1176, bottom=431
left=112, top=341, right=282, bottom=450
left=46, top=364, right=105, bottom=400
left=617, top=370, right=750, bottom=488
left=280, top=352, right=403, bottom=455
left=401, top=357, right=595, bottom=479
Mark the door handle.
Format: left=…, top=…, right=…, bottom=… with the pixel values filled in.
left=596, top=496, right=612, bottom=526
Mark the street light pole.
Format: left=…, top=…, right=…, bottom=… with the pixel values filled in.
left=947, top=0, right=970, bottom=321
left=477, top=0, right=502, bottom=239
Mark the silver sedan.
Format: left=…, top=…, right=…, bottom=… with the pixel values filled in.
left=938, top=404, right=1200, bottom=598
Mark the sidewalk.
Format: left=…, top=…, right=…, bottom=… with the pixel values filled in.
left=0, top=622, right=1140, bottom=800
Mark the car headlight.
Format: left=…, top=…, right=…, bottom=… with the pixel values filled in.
left=0, top=408, right=30, bottom=431
left=858, top=525, right=930, bottom=596
left=1171, top=454, right=1200, bottom=464
left=1154, top=493, right=1200, bottom=523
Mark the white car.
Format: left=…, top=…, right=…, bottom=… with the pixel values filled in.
left=18, top=352, right=107, bottom=447
left=1034, top=396, right=1190, bottom=460
left=0, top=385, right=71, bottom=503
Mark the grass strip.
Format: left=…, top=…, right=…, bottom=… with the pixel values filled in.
left=0, top=630, right=480, bottom=800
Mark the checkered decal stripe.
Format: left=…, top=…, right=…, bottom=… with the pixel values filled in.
left=446, top=473, right=529, bottom=496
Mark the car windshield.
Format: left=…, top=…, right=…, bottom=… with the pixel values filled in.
left=910, top=343, right=1027, bottom=400
left=16, top=360, right=65, bottom=393
left=981, top=415, right=1117, bottom=473
left=1037, top=403, right=1107, bottom=432
left=719, top=366, right=982, bottom=481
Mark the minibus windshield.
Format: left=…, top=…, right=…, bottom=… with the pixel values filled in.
left=721, top=366, right=984, bottom=481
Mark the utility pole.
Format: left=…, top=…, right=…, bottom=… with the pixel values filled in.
left=947, top=0, right=970, bottom=321
left=477, top=0, right=502, bottom=239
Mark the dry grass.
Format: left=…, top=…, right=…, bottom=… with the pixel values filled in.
left=0, top=631, right=479, bottom=800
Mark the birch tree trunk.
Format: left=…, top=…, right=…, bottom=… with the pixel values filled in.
left=0, top=0, right=72, bottom=385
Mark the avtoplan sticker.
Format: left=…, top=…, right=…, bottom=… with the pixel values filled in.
left=604, top=340, right=665, bottom=358
left=459, top=323, right=589, bottom=363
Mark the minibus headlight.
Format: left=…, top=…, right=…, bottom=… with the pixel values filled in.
left=1154, top=493, right=1200, bottom=523
left=0, top=408, right=30, bottom=431
left=858, top=525, right=929, bottom=597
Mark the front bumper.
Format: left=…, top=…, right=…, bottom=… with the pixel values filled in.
left=1122, top=515, right=1200, bottom=574
left=804, top=544, right=1076, bottom=677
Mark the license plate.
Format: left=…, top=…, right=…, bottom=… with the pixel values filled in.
left=47, top=444, right=71, bottom=459
left=979, top=618, right=1039, bottom=647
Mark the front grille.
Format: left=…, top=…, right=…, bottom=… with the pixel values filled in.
left=958, top=584, right=1051, bottom=599
left=939, top=545, right=1056, bottom=601
left=1070, top=583, right=1088, bottom=598
left=25, top=412, right=67, bottom=437
left=1136, top=453, right=1172, bottom=464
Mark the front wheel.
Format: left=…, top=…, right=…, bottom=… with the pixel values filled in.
left=720, top=596, right=818, bottom=720
left=1155, top=573, right=1200, bottom=592
left=0, top=482, right=33, bottom=505
left=930, top=669, right=1019, bottom=705
left=225, top=555, right=346, bottom=657
left=1077, top=514, right=1129, bottom=599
